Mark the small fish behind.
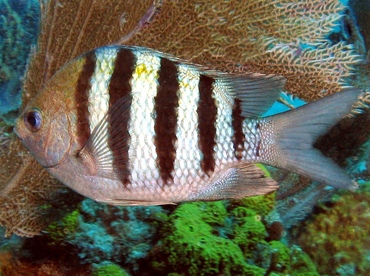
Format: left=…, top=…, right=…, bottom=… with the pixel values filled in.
left=14, top=45, right=362, bottom=206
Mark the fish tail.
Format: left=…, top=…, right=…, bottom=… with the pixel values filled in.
left=264, top=88, right=363, bottom=190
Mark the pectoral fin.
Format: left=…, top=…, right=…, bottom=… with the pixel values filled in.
left=77, top=95, right=132, bottom=182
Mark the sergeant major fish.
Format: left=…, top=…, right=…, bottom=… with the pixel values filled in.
left=14, top=45, right=362, bottom=206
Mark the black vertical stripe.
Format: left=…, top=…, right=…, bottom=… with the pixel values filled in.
left=108, top=48, right=136, bottom=106
left=232, top=99, right=245, bottom=160
left=75, top=51, right=96, bottom=147
left=255, top=123, right=260, bottom=157
left=154, top=57, right=179, bottom=185
left=256, top=141, right=261, bottom=157
left=107, top=48, right=136, bottom=185
left=197, top=75, right=217, bottom=175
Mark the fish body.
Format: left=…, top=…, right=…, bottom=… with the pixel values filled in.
left=14, top=46, right=361, bottom=205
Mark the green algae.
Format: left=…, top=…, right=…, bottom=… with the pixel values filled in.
left=150, top=202, right=263, bottom=275
left=149, top=194, right=319, bottom=275
left=232, top=192, right=276, bottom=217
left=268, top=241, right=292, bottom=273
left=92, top=262, right=129, bottom=276
left=45, top=209, right=80, bottom=245
left=232, top=208, right=267, bottom=259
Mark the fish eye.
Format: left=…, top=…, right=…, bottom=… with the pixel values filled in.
left=24, top=109, right=42, bottom=132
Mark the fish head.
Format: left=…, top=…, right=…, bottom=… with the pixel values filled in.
left=14, top=57, right=85, bottom=168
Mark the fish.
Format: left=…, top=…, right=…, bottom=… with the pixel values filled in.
left=14, top=45, right=362, bottom=206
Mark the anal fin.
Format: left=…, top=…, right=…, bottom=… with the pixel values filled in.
left=97, top=198, right=177, bottom=206
left=191, top=162, right=278, bottom=201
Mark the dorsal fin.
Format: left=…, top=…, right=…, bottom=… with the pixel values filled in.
left=205, top=71, right=286, bottom=117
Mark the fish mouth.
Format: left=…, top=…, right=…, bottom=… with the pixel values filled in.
left=43, top=162, right=61, bottom=169
left=13, top=125, right=21, bottom=139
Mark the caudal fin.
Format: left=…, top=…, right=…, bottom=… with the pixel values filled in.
left=266, top=88, right=363, bottom=190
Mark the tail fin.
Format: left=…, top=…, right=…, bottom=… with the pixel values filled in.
left=266, top=88, right=363, bottom=190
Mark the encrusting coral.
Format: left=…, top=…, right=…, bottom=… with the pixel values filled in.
left=45, top=198, right=167, bottom=272
left=0, top=0, right=364, bottom=236
left=295, top=182, right=370, bottom=275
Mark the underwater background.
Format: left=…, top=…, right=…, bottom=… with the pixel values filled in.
left=0, top=0, right=370, bottom=275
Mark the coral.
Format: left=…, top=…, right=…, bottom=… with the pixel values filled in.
left=275, top=177, right=335, bottom=229
left=0, top=123, right=12, bottom=154
left=0, top=227, right=24, bottom=261
left=295, top=183, right=370, bottom=275
left=1, top=258, right=90, bottom=276
left=347, top=138, right=370, bottom=177
left=149, top=202, right=260, bottom=275
left=57, top=199, right=166, bottom=273
left=256, top=241, right=319, bottom=275
left=45, top=209, right=80, bottom=245
left=315, top=109, right=370, bottom=168
left=0, top=0, right=40, bottom=122
left=0, top=235, right=91, bottom=275
left=231, top=191, right=276, bottom=217
left=289, top=245, right=319, bottom=275
left=0, top=194, right=319, bottom=275
left=267, top=241, right=291, bottom=273
left=148, top=200, right=319, bottom=275
left=231, top=207, right=268, bottom=259
left=2, top=200, right=164, bottom=274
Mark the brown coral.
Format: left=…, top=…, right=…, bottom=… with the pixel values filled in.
left=0, top=0, right=363, bottom=237
left=295, top=185, right=370, bottom=274
left=0, top=246, right=91, bottom=275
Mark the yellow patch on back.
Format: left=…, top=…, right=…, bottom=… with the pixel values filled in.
left=135, top=63, right=148, bottom=76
